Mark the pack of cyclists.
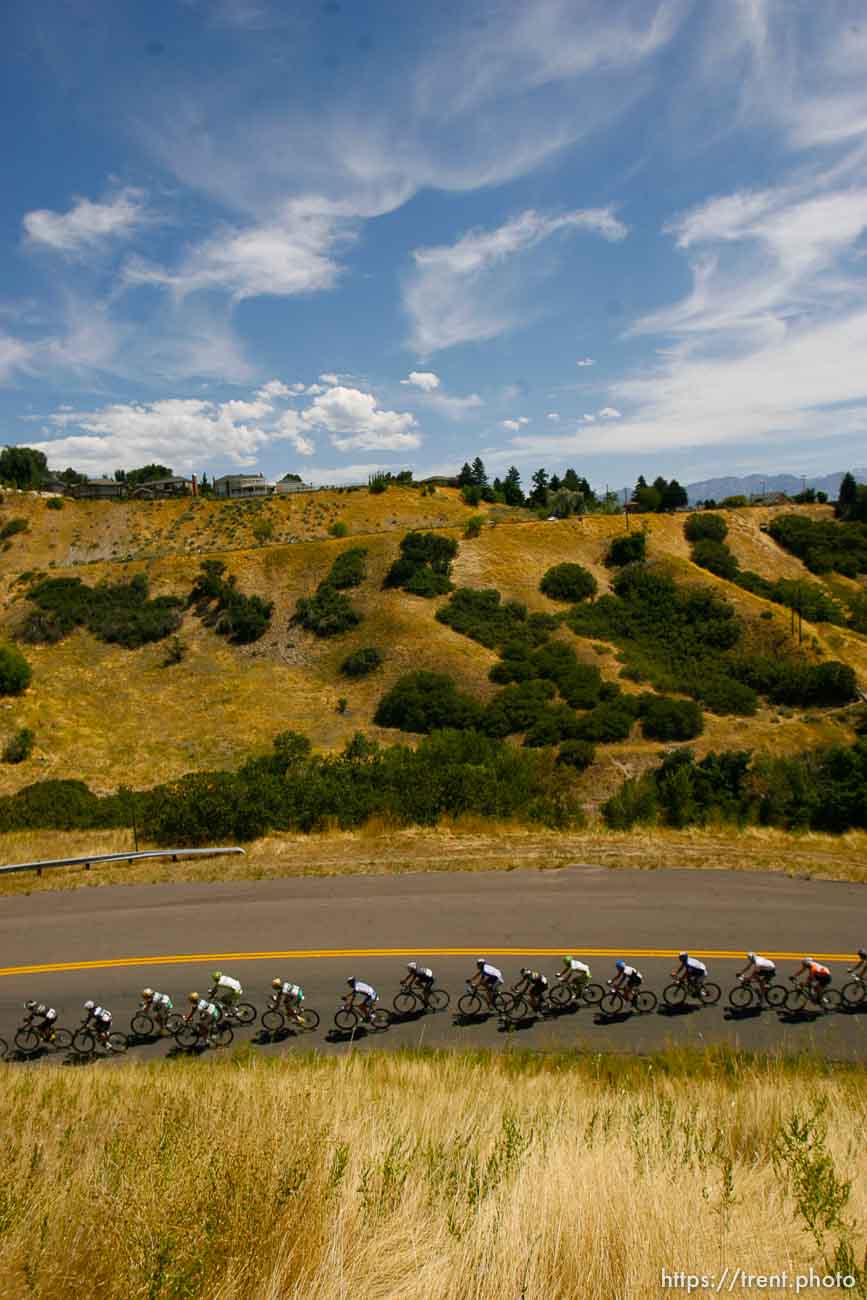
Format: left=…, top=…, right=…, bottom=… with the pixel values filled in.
left=6, top=948, right=864, bottom=1055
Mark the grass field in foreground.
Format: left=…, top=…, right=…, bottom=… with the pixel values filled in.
left=0, top=1048, right=863, bottom=1299
left=0, top=822, right=864, bottom=896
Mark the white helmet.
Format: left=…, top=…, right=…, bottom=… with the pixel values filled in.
left=747, top=952, right=756, bottom=962
left=84, top=1000, right=95, bottom=1011
left=142, top=988, right=154, bottom=1000
left=407, top=961, right=417, bottom=971
left=803, top=957, right=813, bottom=965
left=476, top=958, right=485, bottom=968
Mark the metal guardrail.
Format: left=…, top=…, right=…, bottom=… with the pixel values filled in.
left=0, top=847, right=246, bottom=877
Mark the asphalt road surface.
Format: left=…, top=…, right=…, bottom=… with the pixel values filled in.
left=0, top=866, right=864, bottom=1062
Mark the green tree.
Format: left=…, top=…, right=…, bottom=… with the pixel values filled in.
left=529, top=468, right=549, bottom=506
left=470, top=457, right=488, bottom=487
left=836, top=471, right=858, bottom=519
left=661, top=479, right=688, bottom=510
left=0, top=446, right=48, bottom=490
left=0, top=644, right=32, bottom=695
left=457, top=462, right=474, bottom=487
left=503, top=466, right=524, bottom=506
left=124, top=463, right=173, bottom=489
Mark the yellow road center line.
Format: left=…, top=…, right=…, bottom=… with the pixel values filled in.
left=0, top=948, right=856, bottom=978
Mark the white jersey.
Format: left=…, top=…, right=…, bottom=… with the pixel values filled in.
left=197, top=999, right=220, bottom=1019
left=750, top=956, right=775, bottom=972
left=566, top=960, right=590, bottom=976
left=216, top=976, right=242, bottom=994
left=480, top=964, right=502, bottom=982
left=279, top=982, right=303, bottom=1000
left=151, top=992, right=172, bottom=1010
left=618, top=966, right=640, bottom=980
left=413, top=967, right=434, bottom=981
left=353, top=981, right=376, bottom=1000
left=684, top=958, right=707, bottom=975
left=91, top=1006, right=111, bottom=1025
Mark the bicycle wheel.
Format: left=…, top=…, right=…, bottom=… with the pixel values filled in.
left=428, top=988, right=450, bottom=1012
left=766, top=983, right=788, bottom=1008
left=130, top=1013, right=154, bottom=1038
left=634, top=991, right=657, bottom=1014
left=14, top=1028, right=42, bottom=1055
left=600, top=991, right=623, bottom=1016
left=72, top=1029, right=96, bottom=1056
left=297, top=1008, right=320, bottom=1031
left=261, top=1009, right=285, bottom=1032
left=213, top=1025, right=233, bottom=1047
left=583, top=983, right=605, bottom=1006
left=164, top=1013, right=183, bottom=1035
left=549, top=983, right=574, bottom=1008
left=493, top=990, right=515, bottom=1014
left=457, top=992, right=483, bottom=1017
left=506, top=996, right=530, bottom=1021
left=663, top=983, right=687, bottom=1007
left=819, top=989, right=841, bottom=1012
left=842, top=980, right=865, bottom=1008
left=51, top=1027, right=73, bottom=1050
left=174, top=1025, right=200, bottom=1050
left=393, top=991, right=419, bottom=1015
left=786, top=986, right=807, bottom=1012
left=334, top=1008, right=358, bottom=1032
left=108, top=1032, right=128, bottom=1054
left=699, top=982, right=721, bottom=1006
left=728, top=984, right=754, bottom=1009
left=234, top=1003, right=257, bottom=1026
left=0, top=1038, right=6, bottom=1059
left=369, top=1007, right=391, bottom=1031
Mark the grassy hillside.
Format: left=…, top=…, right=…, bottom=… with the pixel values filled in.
left=0, top=1049, right=862, bottom=1300
left=0, top=492, right=864, bottom=804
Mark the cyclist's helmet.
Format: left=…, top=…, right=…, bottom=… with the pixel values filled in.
left=347, top=977, right=356, bottom=986
left=84, top=999, right=95, bottom=1011
left=859, top=948, right=867, bottom=959
left=678, top=952, right=688, bottom=962
left=212, top=970, right=222, bottom=982
left=188, top=992, right=200, bottom=1003
left=36, top=1003, right=47, bottom=1015
left=615, top=960, right=626, bottom=971
left=476, top=958, right=485, bottom=968
left=803, top=957, right=813, bottom=965
left=271, top=978, right=282, bottom=989
left=520, top=967, right=529, bottom=976
left=563, top=955, right=573, bottom=964
left=142, top=988, right=153, bottom=1000
left=747, top=952, right=756, bottom=962
left=25, top=999, right=36, bottom=1010
left=407, top=961, right=417, bottom=971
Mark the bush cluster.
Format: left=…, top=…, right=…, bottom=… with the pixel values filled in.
left=2, top=726, right=34, bottom=763
left=384, top=532, right=458, bottom=597
left=190, top=561, right=273, bottom=644
left=768, top=513, right=867, bottom=578
left=683, top=513, right=728, bottom=543
left=435, top=588, right=555, bottom=650
left=24, top=574, right=184, bottom=649
left=292, top=548, right=366, bottom=638
left=0, top=518, right=28, bottom=541
left=0, top=644, right=32, bottom=695
left=539, top=563, right=597, bottom=603
left=340, top=647, right=383, bottom=678
left=605, top=532, right=646, bottom=567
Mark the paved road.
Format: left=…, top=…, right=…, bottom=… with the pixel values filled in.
left=0, top=866, right=863, bottom=1061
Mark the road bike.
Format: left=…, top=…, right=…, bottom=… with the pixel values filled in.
left=727, top=976, right=789, bottom=1010
left=841, top=974, right=865, bottom=1009
left=261, top=1001, right=321, bottom=1033
left=662, top=978, right=721, bottom=1008
left=14, top=1018, right=73, bottom=1056
left=785, top=978, right=841, bottom=1014
left=173, top=1018, right=234, bottom=1051
left=547, top=979, right=604, bottom=1010
left=72, top=1020, right=128, bottom=1057
left=392, top=985, right=450, bottom=1015
left=209, top=1000, right=257, bottom=1027
left=333, top=1001, right=390, bottom=1032
left=599, top=984, right=658, bottom=1016
left=456, top=983, right=517, bottom=1018
left=130, top=1005, right=183, bottom=1038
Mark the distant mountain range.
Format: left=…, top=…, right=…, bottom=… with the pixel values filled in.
left=684, top=469, right=867, bottom=505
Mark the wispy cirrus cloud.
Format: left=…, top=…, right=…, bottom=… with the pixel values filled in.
left=23, top=188, right=152, bottom=256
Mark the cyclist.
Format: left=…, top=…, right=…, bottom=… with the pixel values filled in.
left=514, top=967, right=548, bottom=1013
left=791, top=957, right=831, bottom=1003
left=82, top=1000, right=113, bottom=1045
left=556, top=955, right=591, bottom=997
left=208, top=970, right=243, bottom=1012
left=737, top=952, right=776, bottom=992
left=140, top=988, right=174, bottom=1033
left=344, top=977, right=377, bottom=1022
left=847, top=948, right=867, bottom=980
left=22, top=1000, right=59, bottom=1041
left=671, top=952, right=707, bottom=992
left=468, top=959, right=504, bottom=1008
left=609, top=960, right=642, bottom=1002
left=270, top=977, right=305, bottom=1025
left=186, top=992, right=221, bottom=1043
left=400, top=961, right=436, bottom=1006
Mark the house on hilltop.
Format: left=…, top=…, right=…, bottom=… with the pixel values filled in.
left=128, top=476, right=193, bottom=499
left=69, top=478, right=127, bottom=500
left=213, top=473, right=273, bottom=498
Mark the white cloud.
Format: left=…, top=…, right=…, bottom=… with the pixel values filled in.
left=426, top=392, right=483, bottom=419
left=23, top=188, right=150, bottom=255
left=501, top=416, right=530, bottom=431
left=598, top=407, right=622, bottom=418
left=405, top=208, right=627, bottom=355
left=0, top=335, right=33, bottom=382
left=274, top=408, right=315, bottom=456
left=546, top=412, right=560, bottom=421
left=318, top=372, right=340, bottom=385
left=576, top=357, right=595, bottom=366
left=305, top=462, right=408, bottom=485
left=257, top=379, right=292, bottom=399
left=300, top=385, right=421, bottom=451
left=400, top=371, right=441, bottom=391
left=582, top=414, right=596, bottom=422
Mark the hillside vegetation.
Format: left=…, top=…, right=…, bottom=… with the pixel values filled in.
left=0, top=491, right=864, bottom=824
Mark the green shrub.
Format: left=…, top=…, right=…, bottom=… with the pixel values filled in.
left=373, top=672, right=483, bottom=733
left=436, top=588, right=553, bottom=650
left=684, top=513, right=728, bottom=543
left=326, top=547, right=368, bottom=590
left=189, top=561, right=273, bottom=644
left=251, top=517, right=274, bottom=543
left=640, top=696, right=704, bottom=741
left=556, top=739, right=596, bottom=771
left=161, top=636, right=186, bottom=667
left=482, top=680, right=557, bottom=738
left=522, top=706, right=584, bottom=747
left=602, top=775, right=659, bottom=829
left=768, top=514, right=867, bottom=577
left=329, top=520, right=349, bottom=538
left=573, top=697, right=639, bottom=742
left=384, top=532, right=458, bottom=595
left=403, top=567, right=454, bottom=597
left=539, top=563, right=598, bottom=603
left=605, top=532, right=646, bottom=566
left=293, top=586, right=361, bottom=638
left=0, top=518, right=28, bottom=541
left=340, top=647, right=383, bottom=677
left=3, top=727, right=34, bottom=763
left=24, top=574, right=185, bottom=649
left=0, top=644, right=33, bottom=695
left=368, top=472, right=389, bottom=494
left=464, top=514, right=484, bottom=538
left=46, top=497, right=64, bottom=511
left=690, top=538, right=740, bottom=580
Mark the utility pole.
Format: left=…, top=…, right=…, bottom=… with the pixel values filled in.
left=131, top=793, right=139, bottom=853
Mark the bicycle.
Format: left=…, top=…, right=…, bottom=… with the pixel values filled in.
left=785, top=977, right=841, bottom=1014
left=727, top=975, right=789, bottom=1010
left=547, top=980, right=604, bottom=1010
left=662, top=978, right=721, bottom=1008
left=333, top=1000, right=390, bottom=1032
left=173, top=1018, right=234, bottom=1051
left=392, top=985, right=450, bottom=1015
left=130, top=1005, right=183, bottom=1038
left=599, top=983, right=658, bottom=1016
left=456, top=982, right=516, bottom=1018
left=841, top=974, right=865, bottom=1009
left=210, top=1000, right=257, bottom=1027
left=14, top=1018, right=73, bottom=1056
left=72, top=1020, right=128, bottom=1057
left=261, top=1001, right=321, bottom=1033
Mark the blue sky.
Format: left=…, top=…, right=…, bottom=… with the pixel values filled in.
left=3, top=0, right=867, bottom=489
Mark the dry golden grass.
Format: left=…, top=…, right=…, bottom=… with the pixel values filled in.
left=0, top=1049, right=862, bottom=1299
left=1, top=822, right=864, bottom=896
